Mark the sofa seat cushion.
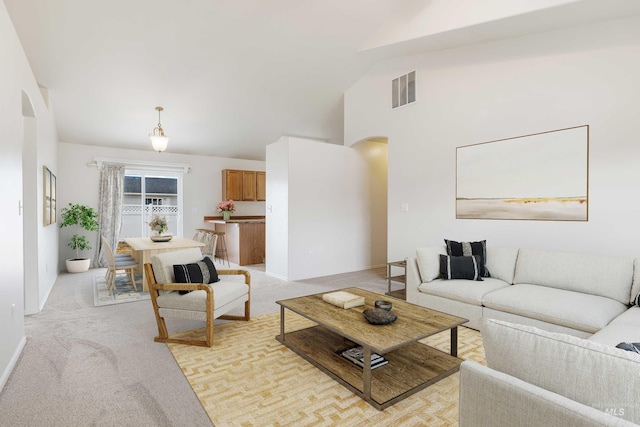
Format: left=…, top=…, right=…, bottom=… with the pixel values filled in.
left=156, top=281, right=249, bottom=312
left=482, top=284, right=627, bottom=333
left=418, top=277, right=510, bottom=306
left=482, top=318, right=640, bottom=424
left=589, top=307, right=640, bottom=347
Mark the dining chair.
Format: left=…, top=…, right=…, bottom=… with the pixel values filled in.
left=101, top=236, right=139, bottom=294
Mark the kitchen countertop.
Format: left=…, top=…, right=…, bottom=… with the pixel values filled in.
left=205, top=219, right=265, bottom=224
left=203, top=215, right=265, bottom=224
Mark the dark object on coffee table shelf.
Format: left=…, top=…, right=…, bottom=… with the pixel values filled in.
left=374, top=300, right=393, bottom=311
left=363, top=307, right=397, bottom=325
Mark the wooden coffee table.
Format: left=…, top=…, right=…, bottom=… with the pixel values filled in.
left=276, top=287, right=468, bottom=410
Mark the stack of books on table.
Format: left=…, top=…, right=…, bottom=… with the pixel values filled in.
left=339, top=345, right=388, bottom=369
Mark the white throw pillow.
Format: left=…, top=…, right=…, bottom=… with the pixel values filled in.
left=416, top=246, right=446, bottom=283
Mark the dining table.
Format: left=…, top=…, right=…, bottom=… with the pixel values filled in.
left=124, top=236, right=205, bottom=291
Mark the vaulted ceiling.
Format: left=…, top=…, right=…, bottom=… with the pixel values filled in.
left=5, top=0, right=640, bottom=160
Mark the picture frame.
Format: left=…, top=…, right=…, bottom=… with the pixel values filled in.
left=456, top=125, right=589, bottom=221
left=43, top=166, right=57, bottom=226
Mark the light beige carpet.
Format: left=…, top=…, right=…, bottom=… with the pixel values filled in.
left=168, top=311, right=486, bottom=426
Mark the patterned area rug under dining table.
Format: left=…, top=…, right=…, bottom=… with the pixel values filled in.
left=93, top=273, right=149, bottom=307
left=167, top=311, right=486, bottom=426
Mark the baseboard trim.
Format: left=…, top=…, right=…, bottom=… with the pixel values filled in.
left=265, top=271, right=288, bottom=281
left=0, top=336, right=26, bottom=392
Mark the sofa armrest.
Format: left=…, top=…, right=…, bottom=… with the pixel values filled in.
left=406, top=257, right=421, bottom=304
left=460, top=361, right=635, bottom=427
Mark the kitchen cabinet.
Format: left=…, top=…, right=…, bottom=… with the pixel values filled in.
left=242, top=171, right=256, bottom=201
left=256, top=172, right=266, bottom=201
left=222, top=169, right=265, bottom=202
left=222, top=170, right=243, bottom=201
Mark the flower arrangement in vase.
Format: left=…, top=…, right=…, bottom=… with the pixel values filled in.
left=148, top=214, right=171, bottom=241
left=218, top=199, right=236, bottom=221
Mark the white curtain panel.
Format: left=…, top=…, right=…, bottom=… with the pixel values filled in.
left=94, top=164, right=125, bottom=267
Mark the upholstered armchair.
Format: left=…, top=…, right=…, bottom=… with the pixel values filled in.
left=144, top=247, right=250, bottom=347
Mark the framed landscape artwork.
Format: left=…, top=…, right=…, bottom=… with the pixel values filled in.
left=456, top=125, right=589, bottom=221
left=43, top=166, right=57, bottom=226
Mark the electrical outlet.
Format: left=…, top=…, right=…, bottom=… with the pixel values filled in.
left=401, top=203, right=409, bottom=212
left=309, top=251, right=314, bottom=259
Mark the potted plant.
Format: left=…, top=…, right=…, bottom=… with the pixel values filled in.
left=60, top=203, right=99, bottom=273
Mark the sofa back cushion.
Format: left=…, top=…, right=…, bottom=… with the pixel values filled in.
left=150, top=248, right=204, bottom=284
left=513, top=248, right=633, bottom=304
left=631, top=259, right=640, bottom=305
left=482, top=318, right=640, bottom=424
left=485, top=247, right=519, bottom=284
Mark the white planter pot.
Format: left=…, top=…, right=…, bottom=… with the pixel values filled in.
left=66, top=258, right=91, bottom=273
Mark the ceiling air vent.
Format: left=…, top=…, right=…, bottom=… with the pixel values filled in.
left=392, top=70, right=416, bottom=109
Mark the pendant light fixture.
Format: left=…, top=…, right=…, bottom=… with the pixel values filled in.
left=149, top=106, right=169, bottom=153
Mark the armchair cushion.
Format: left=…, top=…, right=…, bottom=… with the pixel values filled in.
left=151, top=248, right=204, bottom=284
left=157, top=281, right=249, bottom=312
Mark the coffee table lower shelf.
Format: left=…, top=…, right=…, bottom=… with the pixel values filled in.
left=276, top=325, right=462, bottom=410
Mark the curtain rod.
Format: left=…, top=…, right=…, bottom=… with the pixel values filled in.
left=87, top=157, right=191, bottom=174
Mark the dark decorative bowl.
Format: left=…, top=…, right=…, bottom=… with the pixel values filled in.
left=363, top=307, right=397, bottom=325
left=374, top=300, right=393, bottom=311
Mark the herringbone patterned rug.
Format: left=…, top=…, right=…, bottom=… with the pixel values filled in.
left=168, top=311, right=486, bottom=426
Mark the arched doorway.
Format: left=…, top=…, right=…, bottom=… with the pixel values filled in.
left=22, top=90, right=38, bottom=314
left=352, top=137, right=388, bottom=267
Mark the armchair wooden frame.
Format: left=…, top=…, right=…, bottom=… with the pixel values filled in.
left=144, top=263, right=251, bottom=347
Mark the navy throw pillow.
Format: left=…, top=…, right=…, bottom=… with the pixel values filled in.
left=173, top=257, right=219, bottom=294
left=445, top=239, right=489, bottom=277
left=439, top=254, right=484, bottom=281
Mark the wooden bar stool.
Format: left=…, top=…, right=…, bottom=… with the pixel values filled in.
left=212, top=230, right=229, bottom=267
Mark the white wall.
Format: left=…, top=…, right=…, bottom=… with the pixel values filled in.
left=265, top=140, right=289, bottom=279
left=57, top=143, right=265, bottom=271
left=345, top=15, right=640, bottom=261
left=0, top=2, right=58, bottom=389
left=266, top=136, right=386, bottom=281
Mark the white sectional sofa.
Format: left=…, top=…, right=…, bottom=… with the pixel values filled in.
left=459, top=318, right=640, bottom=426
left=406, top=246, right=640, bottom=337
left=406, top=245, right=640, bottom=425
